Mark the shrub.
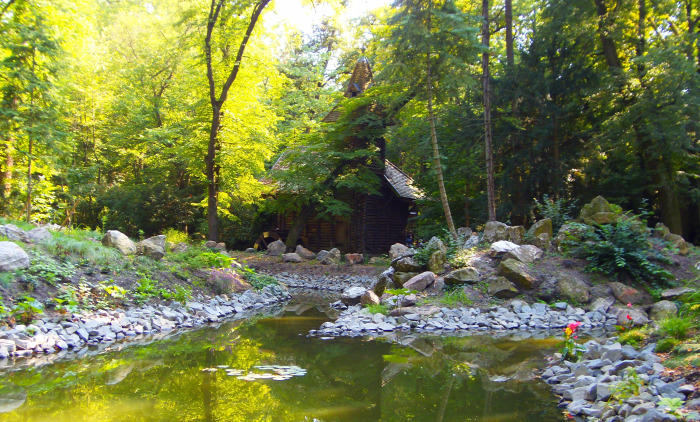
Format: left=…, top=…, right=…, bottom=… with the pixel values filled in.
left=564, top=216, right=673, bottom=283
left=162, top=228, right=189, bottom=246
left=208, top=266, right=251, bottom=295
left=655, top=338, right=680, bottom=353
left=659, top=317, right=692, bottom=340
left=240, top=266, right=278, bottom=290
left=534, top=195, right=578, bottom=232
left=365, top=303, right=389, bottom=315
left=619, top=329, right=646, bottom=347
left=12, top=296, right=44, bottom=324
left=439, top=287, right=472, bottom=307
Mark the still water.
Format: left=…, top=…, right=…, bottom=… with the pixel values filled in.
left=0, top=298, right=565, bottom=421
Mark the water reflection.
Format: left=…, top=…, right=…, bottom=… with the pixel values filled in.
left=0, top=300, right=566, bottom=421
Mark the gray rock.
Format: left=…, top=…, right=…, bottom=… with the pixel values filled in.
left=649, top=301, right=678, bottom=321
left=403, top=271, right=436, bottom=292
left=488, top=277, right=519, bottom=299
left=590, top=297, right=615, bottom=313
left=102, top=230, right=137, bottom=255
left=26, top=227, right=52, bottom=243
left=281, top=253, right=302, bottom=263
left=389, top=243, right=409, bottom=260
left=443, top=267, right=480, bottom=285
left=489, top=240, right=520, bottom=257
left=498, top=259, right=536, bottom=289
left=138, top=235, right=166, bottom=260
left=372, top=268, right=394, bottom=296
left=320, top=248, right=341, bottom=265
left=504, top=245, right=544, bottom=264
left=0, top=224, right=28, bottom=242
left=660, top=287, right=694, bottom=300
left=0, top=241, right=30, bottom=271
left=642, top=409, right=678, bottom=422
left=295, top=245, right=316, bottom=260
left=393, top=256, right=423, bottom=272
left=341, top=287, right=367, bottom=305
left=557, top=274, right=591, bottom=303
left=266, top=240, right=286, bottom=256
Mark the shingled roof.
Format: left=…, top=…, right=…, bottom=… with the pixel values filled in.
left=384, top=160, right=423, bottom=201
left=322, top=57, right=374, bottom=123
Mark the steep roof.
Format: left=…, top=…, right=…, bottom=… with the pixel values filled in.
left=322, top=57, right=374, bottom=123
left=384, top=160, right=423, bottom=201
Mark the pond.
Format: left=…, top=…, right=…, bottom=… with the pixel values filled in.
left=0, top=295, right=566, bottom=421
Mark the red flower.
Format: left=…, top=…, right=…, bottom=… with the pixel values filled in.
left=627, top=303, right=632, bottom=308
left=626, top=315, right=633, bottom=321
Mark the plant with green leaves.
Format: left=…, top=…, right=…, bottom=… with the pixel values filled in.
left=657, top=397, right=684, bottom=417
left=366, top=303, right=389, bottom=315
left=610, top=367, right=644, bottom=403
left=239, top=266, right=278, bottom=290
left=659, top=317, right=692, bottom=341
left=559, top=321, right=586, bottom=362
left=12, top=296, right=44, bottom=324
left=439, top=287, right=472, bottom=307
left=533, top=195, right=577, bottom=233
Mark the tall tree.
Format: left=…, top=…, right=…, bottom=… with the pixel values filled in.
left=482, top=0, right=496, bottom=220
left=204, top=0, right=270, bottom=241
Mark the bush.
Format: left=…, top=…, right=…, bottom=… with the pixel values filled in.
left=564, top=216, right=673, bottom=283
left=655, top=338, right=680, bottom=353
left=439, top=287, right=473, bottom=307
left=619, top=329, right=647, bottom=347
left=534, top=195, right=577, bottom=232
left=365, top=303, right=389, bottom=315
left=208, top=266, right=251, bottom=295
left=240, top=266, right=278, bottom=290
left=659, top=317, right=692, bottom=340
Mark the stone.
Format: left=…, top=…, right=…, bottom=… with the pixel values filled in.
left=0, top=224, right=28, bottom=242
left=295, top=245, right=316, bottom=260
left=590, top=297, right=615, bottom=313
left=392, top=256, right=423, bottom=272
left=488, top=277, right=519, bottom=299
left=527, top=218, right=553, bottom=239
left=138, top=235, right=166, bottom=260
left=457, top=227, right=473, bottom=238
left=101, top=230, right=137, bottom=255
left=428, top=250, right=447, bottom=273
left=341, top=287, right=366, bottom=305
left=443, top=267, right=480, bottom=285
left=483, top=221, right=509, bottom=243
left=463, top=235, right=480, bottom=249
left=653, top=223, right=671, bottom=238
left=281, top=253, right=302, bottom=263
left=245, top=247, right=256, bottom=253
left=649, top=300, right=678, bottom=321
left=320, top=248, right=341, bottom=265
left=26, top=227, right=52, bottom=243
left=661, top=287, right=694, bottom=300
left=503, top=245, right=544, bottom=264
left=554, top=223, right=587, bottom=252
left=532, top=233, right=552, bottom=251
left=507, top=226, right=525, bottom=245
left=372, top=268, right=394, bottom=296
left=403, top=271, right=437, bottom=292
left=642, top=409, right=678, bottom=422
left=609, top=282, right=645, bottom=304
left=317, top=250, right=329, bottom=261
left=663, top=233, right=689, bottom=255
left=345, top=253, right=364, bottom=265
left=610, top=305, right=649, bottom=326
left=556, top=274, right=591, bottom=303
left=393, top=272, right=419, bottom=287
left=489, top=240, right=520, bottom=257
left=579, top=196, right=613, bottom=224
left=214, top=242, right=226, bottom=251
left=0, top=241, right=30, bottom=271
left=204, top=240, right=217, bottom=249
left=361, top=290, right=380, bottom=306
left=172, top=243, right=190, bottom=253
left=389, top=243, right=409, bottom=260
left=498, top=259, right=536, bottom=289
left=266, top=240, right=286, bottom=256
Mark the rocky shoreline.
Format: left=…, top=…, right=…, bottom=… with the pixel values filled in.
left=542, top=339, right=696, bottom=421
left=309, top=299, right=618, bottom=337
left=0, top=284, right=291, bottom=364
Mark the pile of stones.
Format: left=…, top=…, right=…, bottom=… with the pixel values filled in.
left=0, top=284, right=290, bottom=361
left=542, top=340, right=697, bottom=421
left=309, top=299, right=618, bottom=337
left=265, top=271, right=375, bottom=292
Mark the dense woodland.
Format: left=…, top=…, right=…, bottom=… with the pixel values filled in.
left=0, top=0, right=698, bottom=249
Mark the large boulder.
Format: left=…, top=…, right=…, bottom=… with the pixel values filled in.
left=488, top=277, right=519, bottom=299
left=392, top=256, right=423, bottom=272
left=608, top=282, right=645, bottom=305
left=0, top=241, right=30, bottom=271
left=443, top=267, right=480, bottom=285
left=389, top=243, right=409, bottom=260
left=554, top=223, right=588, bottom=252
left=489, top=241, right=520, bottom=258
left=204, top=240, right=218, bottom=249
left=372, top=268, right=394, bottom=296
left=663, top=233, right=689, bottom=255
left=102, top=230, right=137, bottom=255
left=295, top=245, right=316, bottom=260
left=483, top=221, right=524, bottom=244
left=341, top=286, right=366, bottom=305
left=653, top=223, right=671, bottom=239
left=0, top=224, right=28, bottom=242
left=556, top=274, right=591, bottom=303
left=579, top=196, right=618, bottom=225
left=463, top=235, right=480, bottom=249
left=504, top=245, right=544, bottom=264
left=403, top=271, right=437, bottom=292
left=506, top=226, right=525, bottom=245
left=649, top=300, right=678, bottom=321
left=266, top=240, right=286, bottom=256
left=393, top=272, right=419, bottom=287
left=281, top=253, right=302, bottom=263
left=345, top=253, right=364, bottom=265
left=26, top=227, right=52, bottom=243
left=428, top=250, right=447, bottom=274
left=498, top=259, right=536, bottom=289
left=457, top=227, right=473, bottom=238
left=610, top=305, right=649, bottom=327
left=531, top=233, right=552, bottom=251
left=361, top=290, right=380, bottom=306
left=527, top=218, right=553, bottom=239
left=320, top=248, right=341, bottom=265
left=661, top=287, right=695, bottom=300
left=138, top=235, right=166, bottom=260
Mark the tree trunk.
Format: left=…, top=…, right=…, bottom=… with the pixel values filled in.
left=482, top=0, right=496, bottom=221
left=426, top=1, right=457, bottom=238
left=505, top=0, right=514, bottom=68
left=593, top=0, right=622, bottom=68
left=284, top=204, right=314, bottom=250
left=204, top=0, right=270, bottom=241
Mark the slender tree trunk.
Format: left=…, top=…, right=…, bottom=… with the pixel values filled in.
left=26, top=48, right=36, bottom=223
left=204, top=0, right=270, bottom=241
left=505, top=0, right=514, bottom=68
left=285, top=204, right=314, bottom=250
left=482, top=0, right=496, bottom=221
left=426, top=1, right=457, bottom=238
left=593, top=0, right=622, bottom=68
left=1, top=138, right=12, bottom=204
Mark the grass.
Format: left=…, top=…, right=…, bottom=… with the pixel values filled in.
left=659, top=317, right=693, bottom=340
left=439, top=288, right=473, bottom=307
left=366, top=303, right=389, bottom=315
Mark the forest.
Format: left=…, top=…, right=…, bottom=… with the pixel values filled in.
left=0, top=0, right=698, bottom=249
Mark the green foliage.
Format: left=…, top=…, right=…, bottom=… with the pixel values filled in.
left=618, top=329, right=646, bottom=348
left=239, top=266, right=279, bottom=291
left=413, top=243, right=438, bottom=267
left=439, top=287, right=472, bottom=307
left=564, top=216, right=673, bottom=283
left=171, top=285, right=192, bottom=305
left=24, top=251, right=76, bottom=286
left=659, top=317, right=692, bottom=341
left=533, top=195, right=577, bottom=232
left=610, top=368, right=644, bottom=403
left=163, top=229, right=189, bottom=247
left=0, top=294, right=8, bottom=318
left=12, top=296, right=44, bottom=324
left=655, top=338, right=680, bottom=353
left=199, top=251, right=236, bottom=268
left=385, top=288, right=418, bottom=296
left=657, top=397, right=684, bottom=417
left=559, top=321, right=586, bottom=362
left=365, top=303, right=389, bottom=315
